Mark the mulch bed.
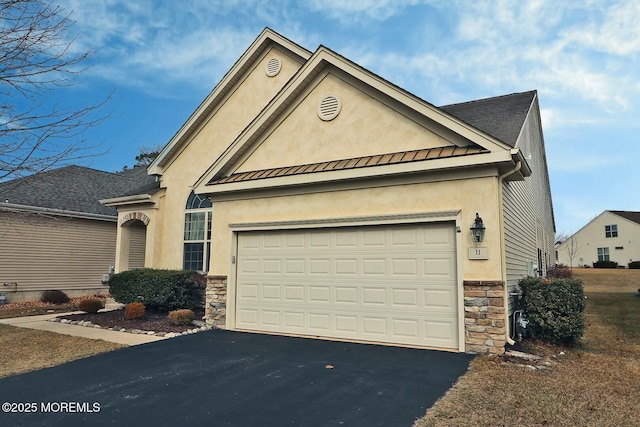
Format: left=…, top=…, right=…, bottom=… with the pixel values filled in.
left=60, top=308, right=205, bottom=334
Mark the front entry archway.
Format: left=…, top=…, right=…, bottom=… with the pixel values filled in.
left=116, top=212, right=150, bottom=271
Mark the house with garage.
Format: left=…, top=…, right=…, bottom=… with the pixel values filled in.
left=102, top=28, right=555, bottom=354
left=557, top=210, right=640, bottom=268
left=0, top=165, right=157, bottom=302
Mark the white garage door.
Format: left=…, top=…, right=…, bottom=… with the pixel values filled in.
left=235, top=223, right=459, bottom=349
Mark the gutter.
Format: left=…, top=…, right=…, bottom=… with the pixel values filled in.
left=497, top=159, right=523, bottom=346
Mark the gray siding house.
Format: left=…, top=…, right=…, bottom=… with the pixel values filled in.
left=0, top=165, right=158, bottom=302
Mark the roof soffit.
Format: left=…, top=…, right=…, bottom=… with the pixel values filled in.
left=194, top=46, right=515, bottom=189
left=148, top=28, right=311, bottom=176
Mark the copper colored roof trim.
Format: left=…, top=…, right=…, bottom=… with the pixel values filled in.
left=208, top=145, right=487, bottom=185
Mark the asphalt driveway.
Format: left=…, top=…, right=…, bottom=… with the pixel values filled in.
left=0, top=330, right=474, bottom=426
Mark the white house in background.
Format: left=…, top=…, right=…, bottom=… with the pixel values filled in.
left=557, top=210, right=640, bottom=268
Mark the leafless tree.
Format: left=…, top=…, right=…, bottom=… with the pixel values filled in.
left=560, top=234, right=581, bottom=270
left=0, top=0, right=108, bottom=182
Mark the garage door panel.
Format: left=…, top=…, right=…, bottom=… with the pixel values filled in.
left=235, top=223, right=459, bottom=350
left=309, top=258, right=330, bottom=274
left=392, top=258, right=418, bottom=276
left=363, top=258, right=386, bottom=275
left=424, top=288, right=456, bottom=309
left=335, top=286, right=358, bottom=304
left=362, top=287, right=386, bottom=305
left=285, top=259, right=305, bottom=274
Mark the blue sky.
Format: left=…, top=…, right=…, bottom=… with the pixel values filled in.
left=47, top=0, right=640, bottom=234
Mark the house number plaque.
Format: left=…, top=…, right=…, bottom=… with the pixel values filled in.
left=468, top=247, right=488, bottom=260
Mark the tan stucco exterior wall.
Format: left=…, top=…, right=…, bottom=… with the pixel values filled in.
left=237, top=73, right=453, bottom=173
left=145, top=48, right=304, bottom=270
left=208, top=176, right=502, bottom=280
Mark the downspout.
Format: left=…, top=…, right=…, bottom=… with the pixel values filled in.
left=498, top=160, right=522, bottom=346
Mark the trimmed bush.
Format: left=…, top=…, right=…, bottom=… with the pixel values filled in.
left=78, top=298, right=104, bottom=313
left=124, top=302, right=145, bottom=320
left=593, top=260, right=618, bottom=269
left=628, top=261, right=640, bottom=269
left=518, top=277, right=585, bottom=345
left=41, top=290, right=70, bottom=305
left=168, top=309, right=196, bottom=326
left=109, top=269, right=206, bottom=311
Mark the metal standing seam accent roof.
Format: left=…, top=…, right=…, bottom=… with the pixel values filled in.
left=209, top=146, right=488, bottom=185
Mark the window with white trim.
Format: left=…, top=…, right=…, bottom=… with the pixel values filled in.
left=183, top=191, right=212, bottom=272
left=605, top=224, right=618, bottom=238
left=597, top=247, right=610, bottom=262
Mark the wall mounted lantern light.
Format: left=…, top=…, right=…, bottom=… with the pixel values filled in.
left=470, top=212, right=485, bottom=242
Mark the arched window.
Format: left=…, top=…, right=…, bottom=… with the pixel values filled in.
left=183, top=191, right=212, bottom=272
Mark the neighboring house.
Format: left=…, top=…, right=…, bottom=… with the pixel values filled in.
left=0, top=165, right=158, bottom=302
left=557, top=210, right=640, bottom=268
left=103, top=29, right=555, bottom=354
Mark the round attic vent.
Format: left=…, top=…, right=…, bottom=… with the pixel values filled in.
left=265, top=57, right=281, bottom=77
left=317, top=94, right=341, bottom=121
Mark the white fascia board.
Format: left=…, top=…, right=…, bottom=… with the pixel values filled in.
left=100, top=194, right=153, bottom=207
left=149, top=29, right=311, bottom=176
left=316, top=49, right=512, bottom=152
left=196, top=47, right=513, bottom=188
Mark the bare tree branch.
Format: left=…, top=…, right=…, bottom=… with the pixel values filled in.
left=0, top=0, right=109, bottom=181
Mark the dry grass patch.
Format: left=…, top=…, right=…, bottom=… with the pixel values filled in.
left=573, top=267, right=640, bottom=293
left=416, top=351, right=640, bottom=427
left=0, top=324, right=125, bottom=378
left=416, top=269, right=640, bottom=426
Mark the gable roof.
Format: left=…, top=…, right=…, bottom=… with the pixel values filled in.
left=439, top=91, right=536, bottom=148
left=148, top=28, right=311, bottom=176
left=194, top=44, right=528, bottom=191
left=610, top=210, right=640, bottom=226
left=0, top=166, right=158, bottom=219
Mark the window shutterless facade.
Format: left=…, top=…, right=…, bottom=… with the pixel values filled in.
left=597, top=247, right=610, bottom=262
left=605, top=224, right=618, bottom=238
left=183, top=191, right=212, bottom=272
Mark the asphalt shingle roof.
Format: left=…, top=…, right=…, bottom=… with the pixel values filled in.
left=610, top=210, right=640, bottom=226
left=439, top=91, right=536, bottom=147
left=0, top=166, right=159, bottom=217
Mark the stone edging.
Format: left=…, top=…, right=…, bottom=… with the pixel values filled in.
left=48, top=317, right=213, bottom=338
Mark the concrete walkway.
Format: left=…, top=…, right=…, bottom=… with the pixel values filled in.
left=0, top=312, right=166, bottom=346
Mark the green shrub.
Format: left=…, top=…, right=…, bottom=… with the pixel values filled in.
left=628, top=261, right=640, bottom=269
left=593, top=260, right=618, bottom=268
left=40, top=290, right=70, bottom=305
left=124, top=302, right=145, bottom=320
left=168, top=309, right=196, bottom=326
left=518, top=277, right=585, bottom=345
left=109, top=269, right=206, bottom=311
left=78, top=298, right=104, bottom=313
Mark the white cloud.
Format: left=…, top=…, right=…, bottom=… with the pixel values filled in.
left=561, top=0, right=640, bottom=56
left=306, top=0, right=426, bottom=22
